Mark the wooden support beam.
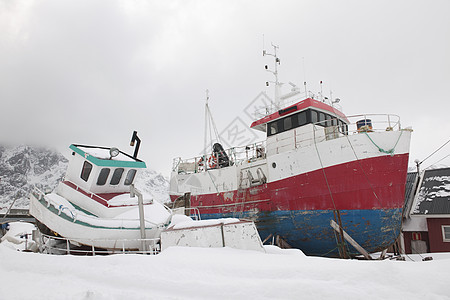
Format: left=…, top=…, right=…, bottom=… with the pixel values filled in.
left=333, top=210, right=348, bottom=259
left=330, top=219, right=372, bottom=260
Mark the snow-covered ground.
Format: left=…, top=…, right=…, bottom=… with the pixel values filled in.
left=1, top=224, right=450, bottom=299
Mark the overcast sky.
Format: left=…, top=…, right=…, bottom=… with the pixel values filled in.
left=1, top=0, right=449, bottom=177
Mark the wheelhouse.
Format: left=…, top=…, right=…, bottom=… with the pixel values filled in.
left=250, top=98, right=349, bottom=136
left=65, top=144, right=146, bottom=194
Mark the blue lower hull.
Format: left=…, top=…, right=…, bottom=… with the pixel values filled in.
left=201, top=208, right=402, bottom=257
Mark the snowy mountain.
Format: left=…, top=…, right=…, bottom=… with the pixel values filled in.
left=0, top=145, right=170, bottom=212
left=135, top=169, right=170, bottom=204
left=0, top=145, right=68, bottom=211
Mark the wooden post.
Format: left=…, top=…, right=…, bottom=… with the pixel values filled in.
left=333, top=210, right=348, bottom=259
left=220, top=224, right=225, bottom=247
left=184, top=192, right=191, bottom=216
left=330, top=219, right=372, bottom=260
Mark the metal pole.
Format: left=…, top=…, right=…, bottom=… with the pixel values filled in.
left=131, top=184, right=146, bottom=252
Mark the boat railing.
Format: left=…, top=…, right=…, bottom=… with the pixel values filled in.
left=345, top=114, right=401, bottom=133
left=36, top=232, right=161, bottom=255
left=172, top=113, right=402, bottom=173
left=266, top=113, right=403, bottom=155
left=172, top=141, right=267, bottom=174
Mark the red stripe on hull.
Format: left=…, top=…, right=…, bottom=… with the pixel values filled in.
left=63, top=181, right=135, bottom=208
left=170, top=153, right=409, bottom=214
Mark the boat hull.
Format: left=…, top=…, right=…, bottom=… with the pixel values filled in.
left=171, top=152, right=409, bottom=256
left=200, top=208, right=402, bottom=256
left=29, top=193, right=168, bottom=250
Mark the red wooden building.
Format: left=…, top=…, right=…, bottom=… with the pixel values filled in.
left=402, top=167, right=450, bottom=254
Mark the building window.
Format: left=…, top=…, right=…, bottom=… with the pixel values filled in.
left=97, top=168, right=110, bottom=186
left=80, top=161, right=92, bottom=182
left=442, top=226, right=450, bottom=242
left=124, top=169, right=137, bottom=186
left=110, top=168, right=124, bottom=185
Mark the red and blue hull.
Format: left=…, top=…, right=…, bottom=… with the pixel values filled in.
left=170, top=154, right=408, bottom=256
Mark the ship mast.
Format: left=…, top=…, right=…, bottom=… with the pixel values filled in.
left=263, top=43, right=281, bottom=105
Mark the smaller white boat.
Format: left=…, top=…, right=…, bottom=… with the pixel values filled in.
left=29, top=132, right=172, bottom=252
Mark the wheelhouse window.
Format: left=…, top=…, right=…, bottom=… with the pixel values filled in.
left=97, top=168, right=110, bottom=186
left=269, top=121, right=278, bottom=135
left=266, top=108, right=348, bottom=137
left=298, top=111, right=307, bottom=126
left=284, top=117, right=292, bottom=131
left=442, top=226, right=450, bottom=242
left=124, top=169, right=137, bottom=186
left=310, top=110, right=318, bottom=124
left=325, top=115, right=332, bottom=127
left=110, top=168, right=124, bottom=185
left=318, top=112, right=326, bottom=127
left=80, top=161, right=92, bottom=182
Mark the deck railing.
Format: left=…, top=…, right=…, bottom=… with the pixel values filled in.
left=173, top=140, right=267, bottom=174
left=36, top=232, right=161, bottom=255
left=173, top=113, right=403, bottom=175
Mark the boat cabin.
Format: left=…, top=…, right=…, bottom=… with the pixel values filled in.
left=251, top=98, right=349, bottom=135
left=65, top=144, right=147, bottom=194
left=250, top=98, right=350, bottom=156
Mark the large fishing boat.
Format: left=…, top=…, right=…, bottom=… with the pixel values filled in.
left=169, top=46, right=413, bottom=256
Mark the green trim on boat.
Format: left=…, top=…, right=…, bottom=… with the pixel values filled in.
left=70, top=144, right=146, bottom=168
left=37, top=196, right=153, bottom=231
left=67, top=201, right=98, bottom=217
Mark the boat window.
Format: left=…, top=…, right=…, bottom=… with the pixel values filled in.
left=267, top=108, right=348, bottom=137
left=311, top=110, right=318, bottom=124
left=97, top=168, right=110, bottom=186
left=269, top=121, right=278, bottom=136
left=80, top=161, right=92, bottom=182
left=339, top=121, right=348, bottom=135
left=284, top=117, right=292, bottom=131
left=110, top=168, right=124, bottom=185
left=298, top=111, right=307, bottom=126
left=318, top=112, right=326, bottom=127
left=325, top=114, right=332, bottom=127
left=124, top=169, right=137, bottom=186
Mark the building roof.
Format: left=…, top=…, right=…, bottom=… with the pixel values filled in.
left=412, top=167, right=450, bottom=216
left=403, top=171, right=418, bottom=218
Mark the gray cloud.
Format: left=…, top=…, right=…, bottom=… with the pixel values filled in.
left=1, top=0, right=449, bottom=175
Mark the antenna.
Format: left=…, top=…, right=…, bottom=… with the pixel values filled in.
left=262, top=34, right=265, bottom=54
left=263, top=43, right=281, bottom=104
left=320, top=81, right=323, bottom=102
left=204, top=89, right=209, bottom=158
left=302, top=57, right=306, bottom=95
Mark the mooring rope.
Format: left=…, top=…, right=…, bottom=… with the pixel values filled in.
left=364, top=130, right=403, bottom=155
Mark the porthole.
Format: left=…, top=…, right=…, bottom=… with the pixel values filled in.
left=272, top=162, right=276, bottom=168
